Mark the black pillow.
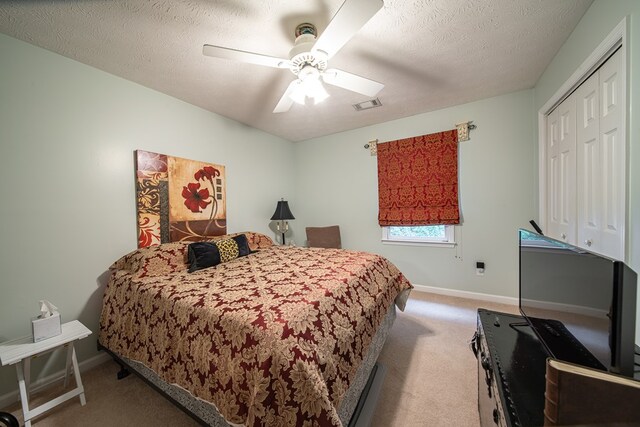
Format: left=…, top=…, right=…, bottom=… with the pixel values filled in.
left=188, top=234, right=251, bottom=273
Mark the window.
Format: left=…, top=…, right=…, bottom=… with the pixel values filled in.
left=382, top=225, right=455, bottom=246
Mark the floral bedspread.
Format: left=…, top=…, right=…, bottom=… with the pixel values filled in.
left=99, top=240, right=411, bottom=426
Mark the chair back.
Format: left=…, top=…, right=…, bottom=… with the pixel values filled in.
left=306, top=225, right=341, bottom=249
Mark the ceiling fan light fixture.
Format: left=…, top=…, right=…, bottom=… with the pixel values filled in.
left=310, top=81, right=329, bottom=104
left=289, top=82, right=306, bottom=105
left=302, top=74, right=328, bottom=102
left=288, top=68, right=330, bottom=106
left=288, top=80, right=329, bottom=105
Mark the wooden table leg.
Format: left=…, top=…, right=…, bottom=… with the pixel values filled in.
left=24, top=356, right=31, bottom=402
left=64, top=343, right=73, bottom=388
left=15, top=361, right=32, bottom=427
left=71, top=344, right=86, bottom=406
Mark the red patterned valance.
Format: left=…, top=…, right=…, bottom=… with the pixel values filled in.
left=377, top=130, right=460, bottom=226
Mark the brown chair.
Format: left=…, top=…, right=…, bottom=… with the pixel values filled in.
left=306, top=225, right=342, bottom=249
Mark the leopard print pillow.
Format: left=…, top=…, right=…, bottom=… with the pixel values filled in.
left=216, top=237, right=240, bottom=263
left=187, top=234, right=251, bottom=273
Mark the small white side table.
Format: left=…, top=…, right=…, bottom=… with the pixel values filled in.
left=0, top=320, right=92, bottom=427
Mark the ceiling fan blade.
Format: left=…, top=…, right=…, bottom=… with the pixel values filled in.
left=322, top=68, right=384, bottom=97
left=273, top=80, right=301, bottom=113
left=203, top=44, right=291, bottom=69
left=311, top=0, right=383, bottom=59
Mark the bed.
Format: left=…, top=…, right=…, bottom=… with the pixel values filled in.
left=98, top=232, right=411, bottom=426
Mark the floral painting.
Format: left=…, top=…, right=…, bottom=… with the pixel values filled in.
left=135, top=150, right=227, bottom=248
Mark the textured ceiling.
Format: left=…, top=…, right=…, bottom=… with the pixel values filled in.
left=0, top=0, right=592, bottom=142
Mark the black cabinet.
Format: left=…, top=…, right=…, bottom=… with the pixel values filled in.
left=472, top=309, right=549, bottom=427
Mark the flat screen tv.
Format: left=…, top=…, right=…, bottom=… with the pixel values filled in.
left=519, top=228, right=637, bottom=377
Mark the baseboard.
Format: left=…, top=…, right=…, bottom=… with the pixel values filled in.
left=0, top=352, right=111, bottom=409
left=411, top=283, right=518, bottom=306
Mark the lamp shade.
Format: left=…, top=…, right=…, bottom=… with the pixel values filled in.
left=271, top=200, right=295, bottom=221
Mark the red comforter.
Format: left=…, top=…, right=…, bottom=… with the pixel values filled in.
left=99, top=239, right=411, bottom=426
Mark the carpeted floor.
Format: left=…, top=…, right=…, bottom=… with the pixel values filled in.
left=372, top=292, right=517, bottom=426
left=2, top=291, right=518, bottom=426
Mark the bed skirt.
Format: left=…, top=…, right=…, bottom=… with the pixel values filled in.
left=100, top=304, right=397, bottom=426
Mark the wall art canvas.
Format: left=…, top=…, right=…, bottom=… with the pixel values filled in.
left=135, top=150, right=226, bottom=248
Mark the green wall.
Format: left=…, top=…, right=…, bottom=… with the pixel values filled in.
left=0, top=33, right=295, bottom=398
left=533, top=0, right=640, bottom=343
left=292, top=89, right=537, bottom=298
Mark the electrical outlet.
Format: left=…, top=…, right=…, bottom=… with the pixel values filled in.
left=476, top=261, right=485, bottom=276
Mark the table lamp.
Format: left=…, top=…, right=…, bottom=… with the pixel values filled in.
left=270, top=199, right=295, bottom=245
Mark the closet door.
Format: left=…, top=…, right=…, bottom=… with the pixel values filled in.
left=576, top=49, right=624, bottom=260
left=597, top=49, right=624, bottom=259
left=546, top=93, right=576, bottom=244
left=546, top=107, right=561, bottom=240
left=575, top=72, right=600, bottom=253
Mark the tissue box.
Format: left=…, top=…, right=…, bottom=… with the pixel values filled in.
left=32, top=312, right=61, bottom=343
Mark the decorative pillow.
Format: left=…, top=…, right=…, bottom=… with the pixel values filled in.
left=243, top=232, right=274, bottom=251
left=217, top=232, right=274, bottom=251
left=188, top=234, right=251, bottom=273
left=110, top=241, right=190, bottom=279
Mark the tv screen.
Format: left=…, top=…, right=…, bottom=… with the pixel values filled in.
left=519, top=229, right=637, bottom=377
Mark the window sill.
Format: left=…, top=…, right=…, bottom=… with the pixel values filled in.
left=381, top=239, right=456, bottom=248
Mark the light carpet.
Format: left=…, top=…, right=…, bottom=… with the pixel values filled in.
left=2, top=291, right=518, bottom=426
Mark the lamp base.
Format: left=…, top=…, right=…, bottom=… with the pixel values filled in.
left=281, top=232, right=286, bottom=245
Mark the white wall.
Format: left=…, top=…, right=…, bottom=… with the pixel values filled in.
left=533, top=0, right=640, bottom=343
left=292, top=90, right=537, bottom=298
left=0, top=33, right=295, bottom=397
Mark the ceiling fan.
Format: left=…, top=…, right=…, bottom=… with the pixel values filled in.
left=202, top=0, right=385, bottom=113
